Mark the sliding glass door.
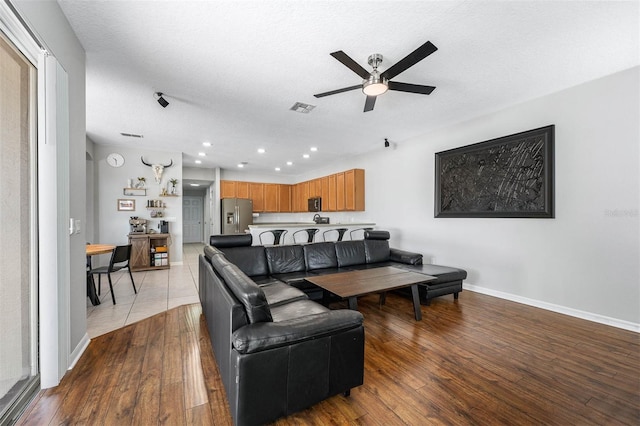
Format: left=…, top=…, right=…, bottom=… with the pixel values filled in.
left=0, top=28, right=39, bottom=423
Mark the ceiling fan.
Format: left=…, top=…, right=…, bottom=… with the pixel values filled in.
left=314, top=40, right=438, bottom=112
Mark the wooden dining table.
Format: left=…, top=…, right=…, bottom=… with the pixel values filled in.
left=86, top=244, right=115, bottom=305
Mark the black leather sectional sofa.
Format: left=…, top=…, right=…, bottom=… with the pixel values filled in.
left=199, top=230, right=467, bottom=425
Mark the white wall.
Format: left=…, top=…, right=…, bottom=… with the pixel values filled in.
left=304, top=67, right=640, bottom=327
left=94, top=145, right=183, bottom=264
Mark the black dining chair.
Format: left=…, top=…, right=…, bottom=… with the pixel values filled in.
left=323, top=228, right=348, bottom=242
left=259, top=229, right=288, bottom=245
left=89, top=244, right=136, bottom=305
left=293, top=228, right=319, bottom=244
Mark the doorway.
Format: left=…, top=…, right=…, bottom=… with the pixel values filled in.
left=183, top=196, right=204, bottom=243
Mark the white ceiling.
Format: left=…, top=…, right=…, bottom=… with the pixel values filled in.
left=57, top=0, right=639, bottom=178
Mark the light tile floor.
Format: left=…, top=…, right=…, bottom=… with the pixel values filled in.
left=86, top=243, right=203, bottom=338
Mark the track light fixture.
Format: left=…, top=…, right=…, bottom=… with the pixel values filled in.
left=154, top=92, right=169, bottom=108
left=384, top=138, right=390, bottom=148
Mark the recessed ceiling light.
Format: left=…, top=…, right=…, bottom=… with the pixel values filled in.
left=195, top=160, right=202, bottom=164
left=237, top=164, right=244, bottom=168
left=198, top=152, right=206, bottom=157
left=257, top=148, right=266, bottom=154
left=202, top=142, right=211, bottom=147
left=190, top=183, right=200, bottom=187
left=310, top=147, right=318, bottom=152
left=286, top=161, right=293, bottom=166
left=303, top=154, right=310, bottom=159
left=275, top=167, right=281, bottom=171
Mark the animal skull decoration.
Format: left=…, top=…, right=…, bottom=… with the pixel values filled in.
left=141, top=157, right=173, bottom=184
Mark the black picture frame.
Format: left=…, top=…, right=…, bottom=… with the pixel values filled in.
left=435, top=125, right=554, bottom=218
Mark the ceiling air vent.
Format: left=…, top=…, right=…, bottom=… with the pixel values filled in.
left=289, top=102, right=316, bottom=114
left=120, top=132, right=144, bottom=138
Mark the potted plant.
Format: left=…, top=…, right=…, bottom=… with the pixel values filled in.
left=136, top=177, right=146, bottom=188
left=169, top=178, right=178, bottom=194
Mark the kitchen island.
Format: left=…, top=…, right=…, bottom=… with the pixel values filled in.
left=248, top=222, right=376, bottom=245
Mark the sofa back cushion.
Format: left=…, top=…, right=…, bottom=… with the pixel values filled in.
left=219, top=246, right=269, bottom=277
left=303, top=242, right=338, bottom=271
left=364, top=239, right=391, bottom=264
left=335, top=241, right=367, bottom=267
left=210, top=233, right=253, bottom=247
left=218, top=263, right=273, bottom=324
left=265, top=245, right=306, bottom=274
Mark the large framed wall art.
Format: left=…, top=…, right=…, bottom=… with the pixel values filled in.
left=435, top=125, right=554, bottom=218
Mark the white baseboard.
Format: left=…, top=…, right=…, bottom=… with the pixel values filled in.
left=463, top=283, right=640, bottom=333
left=68, top=332, right=90, bottom=370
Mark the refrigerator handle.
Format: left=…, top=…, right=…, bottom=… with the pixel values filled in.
left=235, top=205, right=239, bottom=233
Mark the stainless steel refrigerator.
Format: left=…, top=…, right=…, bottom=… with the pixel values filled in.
left=221, top=198, right=253, bottom=234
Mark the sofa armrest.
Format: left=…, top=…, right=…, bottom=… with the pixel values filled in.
left=232, top=310, right=363, bottom=354
left=390, top=248, right=423, bottom=265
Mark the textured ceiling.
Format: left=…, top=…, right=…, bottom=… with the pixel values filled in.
left=57, top=0, right=639, bottom=178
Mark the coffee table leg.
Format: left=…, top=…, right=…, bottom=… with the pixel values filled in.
left=410, top=284, right=422, bottom=320
left=348, top=297, right=358, bottom=311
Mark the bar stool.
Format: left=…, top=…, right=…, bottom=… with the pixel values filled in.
left=293, top=228, right=319, bottom=244
left=323, top=228, right=348, bottom=242
left=349, top=227, right=374, bottom=240
left=259, top=229, right=288, bottom=245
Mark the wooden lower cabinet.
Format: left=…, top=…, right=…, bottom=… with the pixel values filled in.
left=128, top=233, right=170, bottom=271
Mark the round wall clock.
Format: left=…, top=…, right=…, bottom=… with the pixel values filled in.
left=106, top=153, right=125, bottom=167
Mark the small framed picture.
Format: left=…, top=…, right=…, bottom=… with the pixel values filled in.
left=117, top=199, right=135, bottom=211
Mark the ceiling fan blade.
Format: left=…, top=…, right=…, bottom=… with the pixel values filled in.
left=314, top=84, right=362, bottom=98
left=388, top=81, right=436, bottom=95
left=363, top=95, right=376, bottom=112
left=380, top=41, right=438, bottom=80
left=330, top=51, right=371, bottom=80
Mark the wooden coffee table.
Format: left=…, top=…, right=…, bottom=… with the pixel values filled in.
left=304, top=266, right=436, bottom=320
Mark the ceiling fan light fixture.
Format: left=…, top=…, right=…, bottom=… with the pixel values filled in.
left=362, top=73, right=388, bottom=96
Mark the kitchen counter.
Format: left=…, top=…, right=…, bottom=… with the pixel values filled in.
left=248, top=222, right=375, bottom=228
left=248, top=222, right=376, bottom=245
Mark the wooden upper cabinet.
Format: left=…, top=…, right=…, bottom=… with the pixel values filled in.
left=263, top=183, right=279, bottom=212
left=345, top=169, right=365, bottom=211
left=220, top=170, right=363, bottom=212
left=309, top=178, right=322, bottom=197
left=320, top=177, right=330, bottom=211
left=278, top=184, right=291, bottom=212
left=327, top=174, right=337, bottom=211
left=249, top=183, right=265, bottom=212
left=335, top=172, right=345, bottom=211
left=236, top=181, right=250, bottom=199
left=220, top=180, right=236, bottom=198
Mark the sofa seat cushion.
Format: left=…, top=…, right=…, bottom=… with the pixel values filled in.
left=266, top=245, right=306, bottom=274
left=253, top=276, right=280, bottom=285
left=397, top=264, right=467, bottom=284
left=232, top=310, right=363, bottom=354
left=309, top=267, right=350, bottom=276
left=269, top=299, right=329, bottom=322
left=261, top=281, right=308, bottom=307
left=344, top=261, right=400, bottom=271
left=272, top=271, right=316, bottom=284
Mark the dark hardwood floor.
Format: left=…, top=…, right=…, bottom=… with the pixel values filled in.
left=17, top=291, right=639, bottom=425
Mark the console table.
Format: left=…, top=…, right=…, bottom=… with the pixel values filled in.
left=128, top=233, right=170, bottom=271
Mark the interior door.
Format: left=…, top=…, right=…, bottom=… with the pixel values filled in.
left=183, top=196, right=204, bottom=243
